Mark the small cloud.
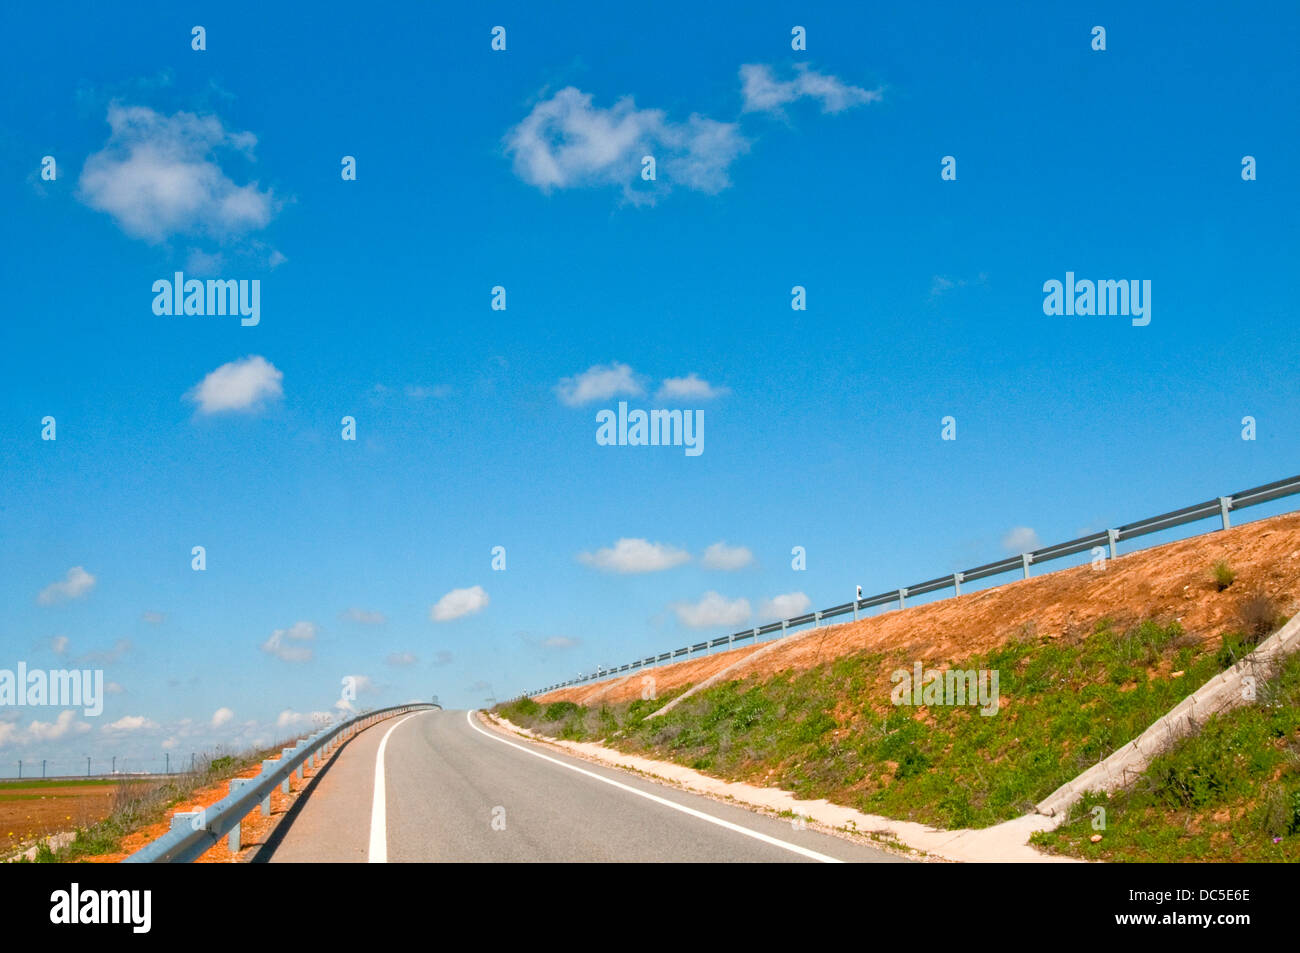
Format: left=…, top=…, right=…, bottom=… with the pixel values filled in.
left=106, top=682, right=125, bottom=695
left=50, top=635, right=69, bottom=655
left=655, top=373, right=730, bottom=401
left=1002, top=526, right=1041, bottom=553
left=27, top=711, right=92, bottom=742
left=430, top=586, right=489, bottom=622
left=141, top=611, right=166, bottom=625
left=672, top=591, right=751, bottom=628
left=578, top=538, right=690, bottom=574
left=555, top=362, right=645, bottom=407
left=759, top=591, right=811, bottom=621
left=103, top=714, right=158, bottom=734
left=78, top=103, right=275, bottom=244
left=385, top=652, right=418, bottom=667
left=211, top=707, right=235, bottom=729
left=505, top=87, right=748, bottom=201
left=700, top=542, right=753, bottom=570
left=276, top=709, right=331, bottom=730
left=260, top=620, right=316, bottom=663
left=346, top=674, right=378, bottom=695
left=542, top=636, right=580, bottom=649
left=341, top=607, right=386, bottom=625
left=37, top=566, right=96, bottom=605
left=430, top=650, right=454, bottom=667
left=740, top=64, right=882, bottom=115
left=186, top=355, right=283, bottom=415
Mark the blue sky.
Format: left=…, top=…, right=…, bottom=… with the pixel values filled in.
left=1, top=1, right=1297, bottom=774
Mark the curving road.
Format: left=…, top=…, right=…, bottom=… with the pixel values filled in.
left=265, top=708, right=906, bottom=863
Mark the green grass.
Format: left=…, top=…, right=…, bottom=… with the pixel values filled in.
left=0, top=778, right=118, bottom=791
left=1031, top=651, right=1300, bottom=862
left=498, top=617, right=1267, bottom=831
left=1212, top=560, right=1237, bottom=591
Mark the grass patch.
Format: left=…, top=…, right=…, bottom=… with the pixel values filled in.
left=498, top=616, right=1287, bottom=833
left=1212, top=560, right=1236, bottom=591
left=1032, top=651, right=1300, bottom=861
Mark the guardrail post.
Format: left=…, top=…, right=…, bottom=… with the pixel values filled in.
left=1107, top=528, right=1120, bottom=561
left=1219, top=496, right=1232, bottom=530
left=227, top=776, right=259, bottom=853
left=1021, top=553, right=1032, bottom=579
left=953, top=571, right=963, bottom=595
left=780, top=620, right=788, bottom=639
left=259, top=759, right=277, bottom=813
left=280, top=749, right=295, bottom=792
left=729, top=633, right=735, bottom=650
left=898, top=588, right=907, bottom=609
left=171, top=811, right=201, bottom=840
left=814, top=610, right=822, bottom=628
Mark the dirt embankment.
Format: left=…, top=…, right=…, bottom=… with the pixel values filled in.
left=538, top=510, right=1300, bottom=707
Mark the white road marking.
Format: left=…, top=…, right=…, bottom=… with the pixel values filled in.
left=465, top=709, right=843, bottom=863
left=367, top=711, right=426, bottom=863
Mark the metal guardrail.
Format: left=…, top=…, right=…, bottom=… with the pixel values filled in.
left=124, top=703, right=438, bottom=863
left=516, top=473, right=1300, bottom=699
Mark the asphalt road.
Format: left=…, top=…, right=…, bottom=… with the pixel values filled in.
left=265, top=708, right=906, bottom=863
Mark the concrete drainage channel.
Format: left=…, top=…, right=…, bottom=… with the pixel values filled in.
left=123, top=703, right=439, bottom=863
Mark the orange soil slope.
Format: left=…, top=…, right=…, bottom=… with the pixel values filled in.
left=537, top=509, right=1300, bottom=707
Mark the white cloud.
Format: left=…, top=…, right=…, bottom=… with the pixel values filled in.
left=672, top=591, right=751, bottom=628
left=103, top=714, right=159, bottom=734
left=555, top=362, right=645, bottom=407
left=141, top=611, right=166, bottom=624
left=276, top=709, right=332, bottom=730
left=542, top=636, right=579, bottom=649
left=1002, top=527, right=1041, bottom=553
left=260, top=620, right=316, bottom=663
left=341, top=607, right=386, bottom=625
left=17, top=707, right=91, bottom=743
left=385, top=652, right=418, bottom=667
left=740, top=64, right=882, bottom=115
left=430, top=586, right=489, bottom=622
left=78, top=104, right=275, bottom=243
left=106, top=682, right=125, bottom=695
left=759, top=591, right=811, bottom=621
left=346, top=674, right=377, bottom=695
left=700, top=542, right=754, bottom=570
left=211, top=707, right=235, bottom=729
left=37, top=566, right=96, bottom=605
left=578, top=538, right=690, bottom=574
left=505, top=87, right=748, bottom=199
left=655, top=373, right=730, bottom=401
left=50, top=635, right=69, bottom=655
left=186, top=355, right=283, bottom=414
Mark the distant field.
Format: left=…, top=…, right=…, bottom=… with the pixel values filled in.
left=0, top=778, right=126, bottom=850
